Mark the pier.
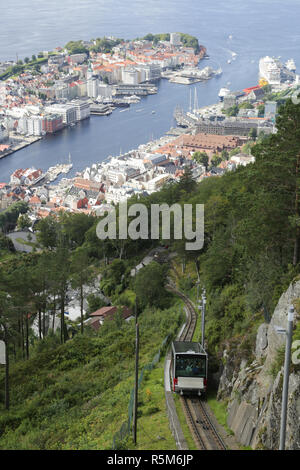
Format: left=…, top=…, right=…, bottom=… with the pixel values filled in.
left=114, top=84, right=158, bottom=96
left=90, top=104, right=114, bottom=116
left=173, top=107, right=198, bottom=128
left=0, top=135, right=42, bottom=160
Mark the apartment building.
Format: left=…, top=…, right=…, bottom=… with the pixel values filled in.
left=72, top=99, right=91, bottom=121
left=0, top=123, right=8, bottom=142
left=145, top=174, right=170, bottom=191
left=87, top=77, right=99, bottom=98
left=170, top=33, right=182, bottom=46
left=42, top=114, right=64, bottom=133
left=195, top=118, right=273, bottom=137
left=27, top=115, right=44, bottom=136
left=44, top=103, right=77, bottom=125
left=122, top=67, right=139, bottom=85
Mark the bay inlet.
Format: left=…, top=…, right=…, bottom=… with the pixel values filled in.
left=0, top=76, right=225, bottom=183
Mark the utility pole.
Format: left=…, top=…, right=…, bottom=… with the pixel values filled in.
left=1, top=294, right=12, bottom=409
left=0, top=339, right=8, bottom=409
left=0, top=332, right=9, bottom=410
left=133, top=322, right=139, bottom=445
left=279, top=305, right=294, bottom=450
left=4, top=327, right=9, bottom=410
left=197, top=282, right=201, bottom=342
left=134, top=267, right=137, bottom=324
left=201, top=289, right=206, bottom=349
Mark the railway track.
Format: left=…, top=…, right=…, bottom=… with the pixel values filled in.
left=166, top=283, right=197, bottom=342
left=181, top=397, right=227, bottom=450
left=167, top=283, right=227, bottom=450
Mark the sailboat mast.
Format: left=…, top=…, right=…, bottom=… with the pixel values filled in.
left=194, top=88, right=198, bottom=112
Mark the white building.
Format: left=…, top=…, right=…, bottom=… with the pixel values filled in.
left=170, top=33, right=181, bottom=46
left=44, top=104, right=77, bottom=125
left=5, top=107, right=26, bottom=120
left=24, top=105, right=42, bottom=115
left=0, top=83, right=8, bottom=104
left=87, top=77, right=99, bottom=98
left=27, top=115, right=43, bottom=136
left=106, top=168, right=126, bottom=185
left=136, top=64, right=161, bottom=81
left=122, top=67, right=139, bottom=85
left=72, top=100, right=90, bottom=121
left=105, top=186, right=134, bottom=204
left=41, top=65, right=49, bottom=74
left=54, top=83, right=70, bottom=100
left=48, top=55, right=65, bottom=66
left=17, top=116, right=28, bottom=134
left=97, top=83, right=113, bottom=98
left=124, top=157, right=147, bottom=172
left=230, top=154, right=255, bottom=167
left=145, top=174, right=170, bottom=191
left=0, top=123, right=8, bottom=142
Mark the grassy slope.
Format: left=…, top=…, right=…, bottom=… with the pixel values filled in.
left=0, top=302, right=183, bottom=450
left=0, top=253, right=265, bottom=450
left=130, top=361, right=177, bottom=450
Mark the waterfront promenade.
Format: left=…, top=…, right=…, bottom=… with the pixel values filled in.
left=0, top=135, right=42, bottom=160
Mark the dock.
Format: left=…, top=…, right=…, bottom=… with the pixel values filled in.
left=0, top=135, right=42, bottom=160
left=90, top=104, right=114, bottom=116
left=169, top=76, right=202, bottom=84
left=162, top=65, right=221, bottom=85
left=114, top=83, right=157, bottom=96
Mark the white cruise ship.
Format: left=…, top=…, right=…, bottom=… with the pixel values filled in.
left=285, top=58, right=296, bottom=73
left=218, top=87, right=230, bottom=101
left=259, top=56, right=282, bottom=85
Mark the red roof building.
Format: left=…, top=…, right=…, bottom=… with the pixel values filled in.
left=88, top=305, right=133, bottom=330
left=243, top=85, right=261, bottom=95
left=29, top=195, right=41, bottom=206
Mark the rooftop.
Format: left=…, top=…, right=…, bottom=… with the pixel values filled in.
left=173, top=341, right=206, bottom=354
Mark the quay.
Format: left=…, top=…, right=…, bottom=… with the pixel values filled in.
left=114, top=84, right=158, bottom=96
left=0, top=135, right=42, bottom=160
left=90, top=104, right=114, bottom=116
left=162, top=65, right=222, bottom=85
left=169, top=76, right=202, bottom=84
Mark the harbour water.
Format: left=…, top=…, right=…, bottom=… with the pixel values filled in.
left=1, top=0, right=300, bottom=182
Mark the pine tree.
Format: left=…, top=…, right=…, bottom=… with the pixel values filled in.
left=251, top=99, right=300, bottom=265
left=70, top=248, right=92, bottom=334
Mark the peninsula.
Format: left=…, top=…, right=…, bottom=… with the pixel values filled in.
left=0, top=32, right=209, bottom=159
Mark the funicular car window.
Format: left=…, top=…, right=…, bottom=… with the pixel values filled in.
left=175, top=354, right=206, bottom=377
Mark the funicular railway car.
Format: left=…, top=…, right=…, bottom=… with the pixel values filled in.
left=171, top=341, right=207, bottom=396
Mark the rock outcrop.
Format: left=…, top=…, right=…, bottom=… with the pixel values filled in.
left=217, top=280, right=300, bottom=449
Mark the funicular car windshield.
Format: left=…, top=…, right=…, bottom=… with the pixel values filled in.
left=175, top=354, right=206, bottom=378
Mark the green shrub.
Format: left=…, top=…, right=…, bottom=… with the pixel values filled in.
left=178, top=276, right=194, bottom=293
left=0, top=301, right=182, bottom=449
left=269, top=346, right=285, bottom=378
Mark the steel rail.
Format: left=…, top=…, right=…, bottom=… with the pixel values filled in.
left=167, top=284, right=226, bottom=450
